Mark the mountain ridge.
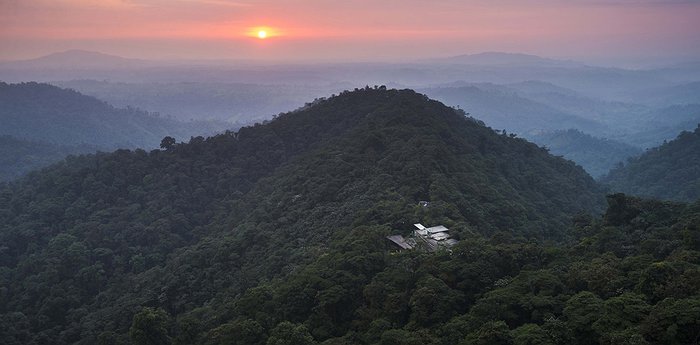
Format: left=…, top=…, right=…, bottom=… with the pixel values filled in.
left=0, top=81, right=226, bottom=149
left=602, top=124, right=700, bottom=202
left=0, top=87, right=606, bottom=343
left=0, top=50, right=152, bottom=69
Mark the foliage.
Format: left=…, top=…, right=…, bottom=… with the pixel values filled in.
left=129, top=308, right=172, bottom=345
left=0, top=88, right=632, bottom=345
left=602, top=124, right=700, bottom=202
left=0, top=135, right=95, bottom=182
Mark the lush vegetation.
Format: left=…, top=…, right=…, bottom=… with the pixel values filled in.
left=0, top=88, right=608, bottom=344
left=187, top=193, right=700, bottom=345
left=602, top=124, right=700, bottom=202
left=0, top=135, right=96, bottom=182
left=0, top=81, right=227, bottom=149
left=529, top=129, right=641, bottom=178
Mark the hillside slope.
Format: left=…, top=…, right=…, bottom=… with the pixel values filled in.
left=0, top=82, right=225, bottom=149
left=0, top=88, right=604, bottom=344
left=529, top=129, right=642, bottom=178
left=0, top=135, right=96, bottom=182
left=602, top=125, right=700, bottom=201
left=199, top=194, right=700, bottom=345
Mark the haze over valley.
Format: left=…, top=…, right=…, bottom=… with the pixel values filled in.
left=2, top=49, right=699, bottom=178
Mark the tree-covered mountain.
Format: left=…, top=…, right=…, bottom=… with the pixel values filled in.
left=0, top=81, right=227, bottom=149
left=0, top=135, right=96, bottom=182
left=529, top=129, right=642, bottom=178
left=0, top=87, right=606, bottom=344
left=602, top=125, right=700, bottom=202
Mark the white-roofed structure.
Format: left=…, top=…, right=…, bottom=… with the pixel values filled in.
left=426, top=225, right=449, bottom=234
left=387, top=223, right=458, bottom=253
left=413, top=223, right=458, bottom=252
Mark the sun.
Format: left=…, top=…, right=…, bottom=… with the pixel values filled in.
left=247, top=26, right=278, bottom=39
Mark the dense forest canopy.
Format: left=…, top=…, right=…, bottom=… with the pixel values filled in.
left=0, top=135, right=96, bottom=182
left=602, top=124, right=700, bottom=202
left=0, top=88, right=611, bottom=344
left=189, top=193, right=700, bottom=345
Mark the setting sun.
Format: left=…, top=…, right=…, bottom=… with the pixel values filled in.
left=247, top=26, right=278, bottom=40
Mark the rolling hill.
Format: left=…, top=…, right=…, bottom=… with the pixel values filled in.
left=0, top=81, right=227, bottom=149
left=602, top=124, right=700, bottom=202
left=0, top=88, right=607, bottom=344
left=529, top=129, right=642, bottom=178
left=420, top=85, right=605, bottom=134
left=0, top=50, right=153, bottom=70
left=0, top=135, right=96, bottom=182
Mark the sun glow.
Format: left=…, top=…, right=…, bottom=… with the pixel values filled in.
left=247, top=26, right=278, bottom=39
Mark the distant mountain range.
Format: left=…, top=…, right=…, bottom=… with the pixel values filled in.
left=0, top=50, right=153, bottom=70
left=1, top=50, right=698, bottom=181
left=54, top=79, right=342, bottom=123
left=0, top=49, right=689, bottom=94
left=0, top=82, right=231, bottom=181
left=430, top=52, right=583, bottom=67
left=528, top=129, right=642, bottom=178
left=0, top=82, right=227, bottom=148
left=420, top=85, right=606, bottom=135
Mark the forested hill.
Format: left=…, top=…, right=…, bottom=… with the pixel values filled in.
left=0, top=135, right=96, bottom=181
left=528, top=129, right=642, bottom=178
left=0, top=81, right=224, bottom=149
left=0, top=87, right=605, bottom=344
left=602, top=124, right=700, bottom=202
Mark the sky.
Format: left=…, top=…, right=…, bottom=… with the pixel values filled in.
left=1, top=0, right=699, bottom=64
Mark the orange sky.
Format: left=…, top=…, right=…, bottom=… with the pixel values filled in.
left=1, top=0, right=699, bottom=63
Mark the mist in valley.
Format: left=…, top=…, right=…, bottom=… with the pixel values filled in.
left=2, top=49, right=698, bottom=179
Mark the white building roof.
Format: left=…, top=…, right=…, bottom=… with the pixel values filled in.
left=426, top=225, right=449, bottom=234
left=414, top=223, right=426, bottom=230
left=430, top=232, right=450, bottom=241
